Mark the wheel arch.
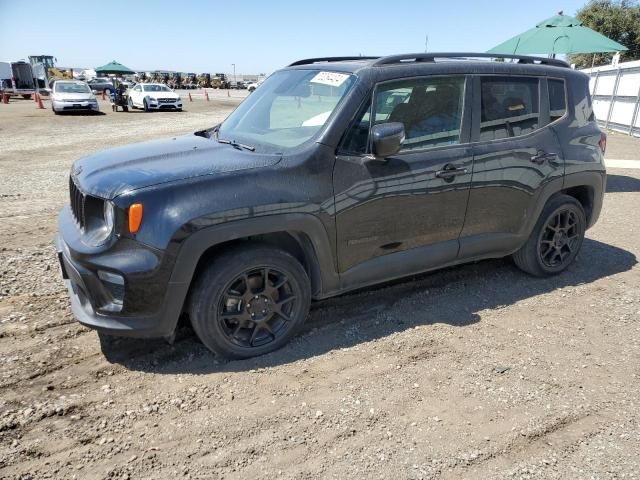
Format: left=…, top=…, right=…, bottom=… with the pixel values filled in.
left=168, top=214, right=340, bottom=318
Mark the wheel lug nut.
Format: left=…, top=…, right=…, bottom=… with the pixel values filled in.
left=251, top=313, right=255, bottom=317
left=264, top=299, right=268, bottom=303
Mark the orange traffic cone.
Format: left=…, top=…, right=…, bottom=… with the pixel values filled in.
left=2, top=92, right=8, bottom=104
left=36, top=93, right=45, bottom=109
left=188, top=92, right=193, bottom=102
left=34, top=92, right=38, bottom=103
left=102, top=90, right=106, bottom=100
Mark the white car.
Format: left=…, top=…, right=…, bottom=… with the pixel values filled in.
left=128, top=83, right=182, bottom=111
left=247, top=81, right=263, bottom=93
left=51, top=80, right=99, bottom=114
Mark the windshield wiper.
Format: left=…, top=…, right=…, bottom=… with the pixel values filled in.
left=217, top=137, right=255, bottom=152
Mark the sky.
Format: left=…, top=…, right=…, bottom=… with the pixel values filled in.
left=0, top=0, right=587, bottom=76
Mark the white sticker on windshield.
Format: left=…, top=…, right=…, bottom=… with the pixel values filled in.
left=310, top=71, right=350, bottom=87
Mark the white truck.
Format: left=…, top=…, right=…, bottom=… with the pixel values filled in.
left=0, top=61, right=37, bottom=98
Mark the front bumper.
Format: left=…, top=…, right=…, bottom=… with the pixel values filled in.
left=147, top=99, right=182, bottom=110
left=53, top=99, right=99, bottom=112
left=55, top=207, right=185, bottom=338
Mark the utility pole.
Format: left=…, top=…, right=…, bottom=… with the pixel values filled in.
left=231, top=63, right=236, bottom=87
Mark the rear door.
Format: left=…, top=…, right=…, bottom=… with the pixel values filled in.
left=459, top=75, right=564, bottom=258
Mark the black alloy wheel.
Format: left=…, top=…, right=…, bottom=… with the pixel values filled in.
left=189, top=244, right=311, bottom=359
left=512, top=194, right=586, bottom=277
left=538, top=209, right=580, bottom=269
left=218, top=267, right=297, bottom=348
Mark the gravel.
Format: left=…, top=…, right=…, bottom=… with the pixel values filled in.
left=1, top=96, right=639, bottom=479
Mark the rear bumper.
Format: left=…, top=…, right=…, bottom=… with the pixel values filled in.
left=55, top=208, right=185, bottom=338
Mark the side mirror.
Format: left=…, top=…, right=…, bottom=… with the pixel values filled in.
left=371, top=122, right=405, bottom=159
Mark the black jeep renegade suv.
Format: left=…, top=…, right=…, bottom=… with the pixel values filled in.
left=56, top=53, right=606, bottom=359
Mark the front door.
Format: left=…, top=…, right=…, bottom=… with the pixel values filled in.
left=333, top=75, right=473, bottom=283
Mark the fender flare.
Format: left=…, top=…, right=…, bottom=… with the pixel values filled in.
left=168, top=213, right=340, bottom=300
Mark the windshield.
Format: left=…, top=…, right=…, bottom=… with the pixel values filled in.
left=143, top=84, right=171, bottom=92
left=218, top=69, right=356, bottom=152
left=55, top=82, right=91, bottom=93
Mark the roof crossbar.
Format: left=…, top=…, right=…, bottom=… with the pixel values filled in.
left=372, top=52, right=569, bottom=68
left=288, top=56, right=380, bottom=66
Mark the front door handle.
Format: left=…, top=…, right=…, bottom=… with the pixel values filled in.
left=530, top=151, right=557, bottom=164
left=435, top=164, right=468, bottom=180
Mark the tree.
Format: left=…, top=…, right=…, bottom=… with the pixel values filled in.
left=570, top=0, right=640, bottom=67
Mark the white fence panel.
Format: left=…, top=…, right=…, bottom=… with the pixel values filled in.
left=581, top=59, right=640, bottom=137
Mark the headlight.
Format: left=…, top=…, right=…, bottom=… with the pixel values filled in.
left=86, top=200, right=115, bottom=246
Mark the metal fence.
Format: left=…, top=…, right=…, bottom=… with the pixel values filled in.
left=581, top=59, right=640, bottom=137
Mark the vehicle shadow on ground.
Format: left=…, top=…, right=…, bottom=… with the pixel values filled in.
left=606, top=173, right=640, bottom=193
left=99, top=238, right=636, bottom=373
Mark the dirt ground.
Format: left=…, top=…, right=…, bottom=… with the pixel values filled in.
left=1, top=94, right=639, bottom=480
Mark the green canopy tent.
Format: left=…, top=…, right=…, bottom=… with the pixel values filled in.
left=95, top=60, right=135, bottom=75
left=487, top=13, right=627, bottom=57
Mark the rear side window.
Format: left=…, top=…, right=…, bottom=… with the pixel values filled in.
left=548, top=79, right=567, bottom=122
left=480, top=77, right=540, bottom=140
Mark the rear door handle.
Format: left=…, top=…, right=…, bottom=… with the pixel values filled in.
left=435, top=164, right=468, bottom=179
left=530, top=151, right=557, bottom=164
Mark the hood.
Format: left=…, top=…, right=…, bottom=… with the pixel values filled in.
left=53, top=91, right=95, bottom=100
left=72, top=134, right=281, bottom=199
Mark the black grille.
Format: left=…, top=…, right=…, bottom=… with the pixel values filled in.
left=158, top=98, right=176, bottom=104
left=69, top=176, right=87, bottom=229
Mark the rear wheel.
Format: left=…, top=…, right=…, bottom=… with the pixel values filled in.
left=189, top=244, right=311, bottom=359
left=104, top=88, right=112, bottom=96
left=512, top=194, right=586, bottom=277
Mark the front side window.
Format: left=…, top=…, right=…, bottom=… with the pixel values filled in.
left=548, top=79, right=567, bottom=122
left=219, top=69, right=356, bottom=152
left=374, top=77, right=465, bottom=151
left=480, top=76, right=540, bottom=140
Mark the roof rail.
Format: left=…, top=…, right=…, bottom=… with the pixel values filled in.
left=372, top=52, right=569, bottom=68
left=288, top=56, right=380, bottom=67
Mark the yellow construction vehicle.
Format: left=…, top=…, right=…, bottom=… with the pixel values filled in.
left=28, top=55, right=73, bottom=88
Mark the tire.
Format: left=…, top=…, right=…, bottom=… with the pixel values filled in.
left=123, top=106, right=128, bottom=112
left=189, top=244, right=311, bottom=359
left=128, top=96, right=135, bottom=110
left=143, top=98, right=151, bottom=112
left=22, top=94, right=32, bottom=99
left=512, top=194, right=586, bottom=277
left=104, top=88, right=112, bottom=96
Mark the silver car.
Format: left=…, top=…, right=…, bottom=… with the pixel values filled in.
left=51, top=80, right=99, bottom=114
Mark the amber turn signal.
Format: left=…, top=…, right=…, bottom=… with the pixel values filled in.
left=128, top=203, right=144, bottom=234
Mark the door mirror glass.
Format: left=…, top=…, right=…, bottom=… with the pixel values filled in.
left=371, top=122, right=405, bottom=158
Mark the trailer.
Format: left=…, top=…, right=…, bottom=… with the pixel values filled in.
left=0, top=61, right=36, bottom=98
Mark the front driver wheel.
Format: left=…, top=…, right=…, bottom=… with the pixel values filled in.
left=189, top=244, right=311, bottom=359
left=512, top=194, right=586, bottom=277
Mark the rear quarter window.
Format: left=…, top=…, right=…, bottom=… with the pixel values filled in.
left=548, top=79, right=567, bottom=122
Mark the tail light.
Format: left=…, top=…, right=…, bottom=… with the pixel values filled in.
left=598, top=134, right=607, bottom=155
